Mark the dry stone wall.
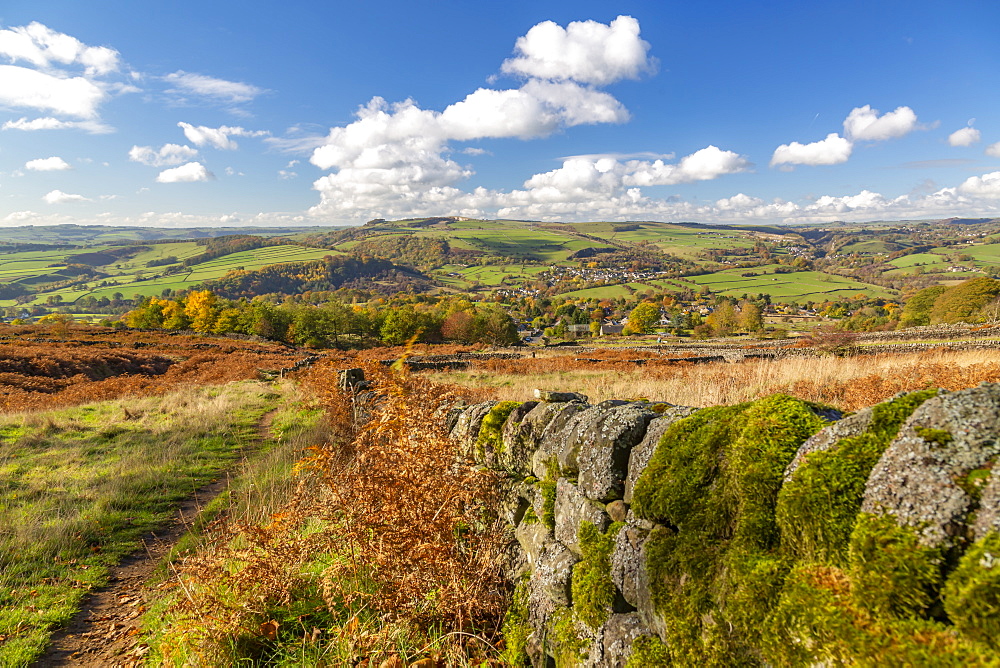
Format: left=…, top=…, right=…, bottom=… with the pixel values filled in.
left=450, top=383, right=1000, bottom=666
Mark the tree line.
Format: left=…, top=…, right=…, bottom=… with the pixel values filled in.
left=123, top=291, right=520, bottom=348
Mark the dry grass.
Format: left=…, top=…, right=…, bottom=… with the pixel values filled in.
left=145, top=362, right=506, bottom=667
left=431, top=348, right=1000, bottom=412
left=0, top=324, right=310, bottom=413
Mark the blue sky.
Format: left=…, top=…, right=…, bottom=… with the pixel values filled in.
left=1, top=0, right=999, bottom=227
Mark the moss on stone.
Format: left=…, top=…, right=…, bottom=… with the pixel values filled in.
left=547, top=608, right=588, bottom=666
left=915, top=425, right=953, bottom=447
left=501, top=579, right=531, bottom=666
left=475, top=400, right=521, bottom=458
left=571, top=521, right=624, bottom=629
left=630, top=403, right=733, bottom=526
left=776, top=389, right=938, bottom=564
left=763, top=563, right=989, bottom=666
left=726, top=395, right=833, bottom=553
left=944, top=531, right=1000, bottom=650
left=522, top=505, right=539, bottom=525
left=538, top=457, right=559, bottom=531
left=631, top=394, right=833, bottom=663
left=625, top=635, right=671, bottom=667
left=959, top=466, right=993, bottom=503
left=847, top=512, right=942, bottom=618
left=501, top=387, right=1000, bottom=664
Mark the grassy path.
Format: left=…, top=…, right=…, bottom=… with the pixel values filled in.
left=0, top=381, right=293, bottom=666
left=34, top=407, right=283, bottom=667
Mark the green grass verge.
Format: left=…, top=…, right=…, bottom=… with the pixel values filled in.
left=0, top=380, right=288, bottom=666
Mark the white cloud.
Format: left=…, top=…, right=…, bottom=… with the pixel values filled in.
left=3, top=210, right=38, bottom=222
left=771, top=105, right=919, bottom=170
left=155, top=161, right=214, bottom=183
left=43, top=189, right=89, bottom=204
left=986, top=142, right=1000, bottom=158
left=631, top=145, right=749, bottom=184
left=843, top=104, right=918, bottom=141
left=518, top=80, right=629, bottom=126
left=129, top=143, right=198, bottom=167
left=308, top=17, right=657, bottom=222
left=0, top=65, right=105, bottom=117
left=278, top=170, right=297, bottom=180
left=310, top=145, right=749, bottom=222
left=25, top=156, right=71, bottom=171
left=508, top=148, right=748, bottom=205
left=0, top=22, right=120, bottom=76
left=500, top=15, right=655, bottom=85
left=948, top=126, right=981, bottom=147
left=770, top=133, right=853, bottom=167
left=462, top=147, right=489, bottom=156
left=164, top=71, right=264, bottom=105
left=177, top=122, right=269, bottom=150
left=2, top=115, right=113, bottom=134
left=0, top=23, right=126, bottom=129
left=957, top=171, right=1000, bottom=199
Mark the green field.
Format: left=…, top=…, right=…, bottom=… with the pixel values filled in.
left=570, top=221, right=769, bottom=260
left=559, top=283, right=656, bottom=299
left=675, top=266, right=895, bottom=301
left=962, top=243, right=1000, bottom=266
left=560, top=268, right=894, bottom=303
left=432, top=262, right=550, bottom=289
left=887, top=252, right=948, bottom=268
left=0, top=244, right=333, bottom=306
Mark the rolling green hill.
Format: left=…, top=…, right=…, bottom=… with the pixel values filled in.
left=4, top=216, right=1000, bottom=312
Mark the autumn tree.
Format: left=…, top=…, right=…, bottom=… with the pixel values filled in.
left=738, top=301, right=763, bottom=333
left=184, top=290, right=218, bottom=333
left=161, top=299, right=190, bottom=330
left=627, top=302, right=660, bottom=334
left=442, top=311, right=476, bottom=343
left=471, top=306, right=519, bottom=346
left=706, top=301, right=739, bottom=336
left=929, top=277, right=1000, bottom=324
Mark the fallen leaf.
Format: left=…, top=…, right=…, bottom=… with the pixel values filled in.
left=409, top=659, right=440, bottom=668
left=259, top=620, right=279, bottom=640
left=378, top=657, right=405, bottom=668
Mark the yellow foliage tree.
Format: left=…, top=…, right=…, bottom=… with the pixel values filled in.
left=184, top=290, right=218, bottom=333
left=157, top=297, right=189, bottom=330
